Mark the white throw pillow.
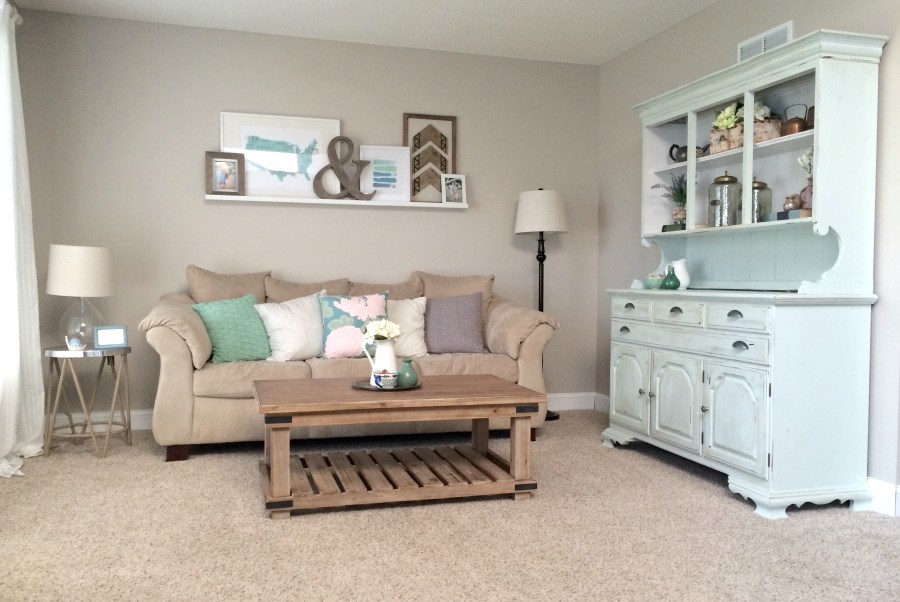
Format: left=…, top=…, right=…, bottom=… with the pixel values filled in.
left=255, top=291, right=325, bottom=361
left=387, top=297, right=427, bottom=357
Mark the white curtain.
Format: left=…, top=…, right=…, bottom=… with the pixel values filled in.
left=0, top=1, right=44, bottom=477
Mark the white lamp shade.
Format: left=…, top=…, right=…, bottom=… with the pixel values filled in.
left=47, top=244, right=115, bottom=298
left=515, top=189, right=568, bottom=234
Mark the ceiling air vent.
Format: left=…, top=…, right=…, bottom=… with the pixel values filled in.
left=737, top=21, right=793, bottom=62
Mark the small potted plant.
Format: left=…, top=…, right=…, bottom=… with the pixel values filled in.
left=652, top=173, right=687, bottom=225
left=709, top=101, right=781, bottom=153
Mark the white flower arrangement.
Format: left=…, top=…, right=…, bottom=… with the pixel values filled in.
left=364, top=319, right=401, bottom=343
left=713, top=101, right=774, bottom=130
left=799, top=147, right=814, bottom=176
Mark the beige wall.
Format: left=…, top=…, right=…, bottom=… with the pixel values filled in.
left=595, top=0, right=900, bottom=486
left=18, top=12, right=600, bottom=410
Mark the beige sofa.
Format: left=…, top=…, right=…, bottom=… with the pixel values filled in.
left=139, top=268, right=560, bottom=461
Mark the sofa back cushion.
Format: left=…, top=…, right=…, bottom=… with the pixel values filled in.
left=319, top=293, right=387, bottom=359
left=349, top=274, right=424, bottom=299
left=187, top=265, right=270, bottom=304
left=192, top=294, right=271, bottom=363
left=265, top=276, right=350, bottom=302
left=255, top=291, right=325, bottom=361
left=414, top=271, right=494, bottom=316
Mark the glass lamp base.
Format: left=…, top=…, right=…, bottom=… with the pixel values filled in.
left=59, top=297, right=105, bottom=350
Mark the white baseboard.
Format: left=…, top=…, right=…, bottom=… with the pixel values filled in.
left=863, top=477, right=899, bottom=517
left=547, top=392, right=597, bottom=412
left=55, top=409, right=153, bottom=432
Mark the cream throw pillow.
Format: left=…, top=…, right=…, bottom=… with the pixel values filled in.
left=255, top=291, right=325, bottom=361
left=387, top=298, right=427, bottom=358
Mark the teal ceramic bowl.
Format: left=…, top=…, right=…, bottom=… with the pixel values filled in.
left=644, top=276, right=664, bottom=289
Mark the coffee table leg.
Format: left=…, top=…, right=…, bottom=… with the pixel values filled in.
left=510, top=416, right=532, bottom=500
left=266, top=426, right=291, bottom=519
left=471, top=418, right=489, bottom=453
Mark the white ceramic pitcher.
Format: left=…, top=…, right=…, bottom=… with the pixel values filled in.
left=668, top=258, right=690, bottom=290
left=362, top=339, right=398, bottom=386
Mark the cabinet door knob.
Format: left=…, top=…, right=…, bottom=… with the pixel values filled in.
left=638, top=388, right=645, bottom=396
left=624, top=302, right=635, bottom=310
left=669, top=306, right=683, bottom=315
left=619, top=326, right=630, bottom=334
left=701, top=405, right=709, bottom=413
left=648, top=391, right=656, bottom=398
left=727, top=309, right=744, bottom=319
left=732, top=340, right=750, bottom=350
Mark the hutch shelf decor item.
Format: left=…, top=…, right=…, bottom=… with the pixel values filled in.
left=603, top=30, right=886, bottom=519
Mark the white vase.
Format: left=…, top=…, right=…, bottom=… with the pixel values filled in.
left=363, top=339, right=398, bottom=386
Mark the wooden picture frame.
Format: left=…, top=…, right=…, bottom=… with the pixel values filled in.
left=440, top=174, right=467, bottom=205
left=403, top=113, right=457, bottom=203
left=206, top=151, right=245, bottom=196
left=220, top=112, right=340, bottom=199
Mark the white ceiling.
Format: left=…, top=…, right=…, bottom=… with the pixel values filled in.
left=14, top=0, right=720, bottom=66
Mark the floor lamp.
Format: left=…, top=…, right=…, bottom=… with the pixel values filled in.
left=515, top=189, right=568, bottom=420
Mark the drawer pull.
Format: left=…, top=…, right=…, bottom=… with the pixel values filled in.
left=619, top=326, right=631, bottom=334
left=701, top=405, right=709, bottom=413
left=638, top=388, right=645, bottom=396
left=648, top=391, right=656, bottom=399
left=732, top=340, right=750, bottom=351
left=669, top=306, right=683, bottom=315
left=624, top=302, right=635, bottom=310
left=727, top=309, right=744, bottom=319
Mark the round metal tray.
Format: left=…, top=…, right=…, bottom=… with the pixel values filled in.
left=351, top=380, right=421, bottom=392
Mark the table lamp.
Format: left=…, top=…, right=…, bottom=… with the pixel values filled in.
left=515, top=189, right=567, bottom=421
left=46, top=244, right=114, bottom=350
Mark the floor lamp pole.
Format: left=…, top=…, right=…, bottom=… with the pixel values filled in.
left=535, top=231, right=558, bottom=420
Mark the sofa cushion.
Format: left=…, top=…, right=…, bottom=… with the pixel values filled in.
left=414, top=271, right=494, bottom=316
left=187, top=265, right=270, bottom=303
left=265, top=276, right=351, bottom=302
left=192, top=294, right=271, bottom=363
left=412, top=353, right=517, bottom=382
left=255, top=291, right=324, bottom=361
left=319, top=293, right=387, bottom=359
left=387, top=298, right=427, bottom=357
left=424, top=292, right=485, bottom=353
left=193, top=360, right=312, bottom=398
left=349, top=274, right=424, bottom=299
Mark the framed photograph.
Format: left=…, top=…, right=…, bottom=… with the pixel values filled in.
left=94, top=325, right=128, bottom=349
left=206, top=151, right=245, bottom=195
left=403, top=113, right=457, bottom=203
left=221, top=112, right=340, bottom=199
left=359, top=145, right=411, bottom=202
left=440, top=174, right=467, bottom=205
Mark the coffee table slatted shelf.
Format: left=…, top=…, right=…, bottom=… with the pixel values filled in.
left=254, top=375, right=543, bottom=517
left=259, top=443, right=535, bottom=511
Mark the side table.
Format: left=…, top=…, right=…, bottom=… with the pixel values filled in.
left=44, top=346, right=132, bottom=458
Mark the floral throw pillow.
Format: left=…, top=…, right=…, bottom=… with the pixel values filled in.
left=319, top=293, right=387, bottom=359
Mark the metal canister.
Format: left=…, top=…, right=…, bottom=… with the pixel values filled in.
left=708, top=171, right=741, bottom=226
left=751, top=178, right=772, bottom=222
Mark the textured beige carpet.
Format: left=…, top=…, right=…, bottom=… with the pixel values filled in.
left=2, top=411, right=899, bottom=601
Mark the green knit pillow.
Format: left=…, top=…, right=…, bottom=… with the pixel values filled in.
left=192, top=294, right=271, bottom=363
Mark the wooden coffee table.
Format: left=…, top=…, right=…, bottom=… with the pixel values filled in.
left=254, top=374, right=544, bottom=519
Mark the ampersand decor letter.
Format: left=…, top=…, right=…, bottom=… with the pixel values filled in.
left=312, top=136, right=375, bottom=201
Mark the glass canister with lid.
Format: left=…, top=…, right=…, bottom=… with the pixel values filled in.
left=708, top=171, right=741, bottom=227
left=750, top=178, right=773, bottom=222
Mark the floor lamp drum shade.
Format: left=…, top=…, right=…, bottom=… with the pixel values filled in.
left=515, top=189, right=568, bottom=234
left=47, top=244, right=114, bottom=350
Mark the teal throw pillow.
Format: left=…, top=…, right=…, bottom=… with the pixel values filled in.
left=193, top=294, right=271, bottom=363
left=319, top=293, right=387, bottom=359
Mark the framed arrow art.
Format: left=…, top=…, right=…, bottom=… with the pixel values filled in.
left=403, top=113, right=457, bottom=204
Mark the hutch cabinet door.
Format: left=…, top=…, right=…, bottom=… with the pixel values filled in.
left=702, top=361, right=769, bottom=477
left=650, top=351, right=702, bottom=452
left=609, top=343, right=650, bottom=434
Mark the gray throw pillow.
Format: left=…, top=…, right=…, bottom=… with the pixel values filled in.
left=424, top=292, right=485, bottom=353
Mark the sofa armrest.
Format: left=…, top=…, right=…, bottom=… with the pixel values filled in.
left=483, top=296, right=560, bottom=360
left=139, top=293, right=211, bottom=370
